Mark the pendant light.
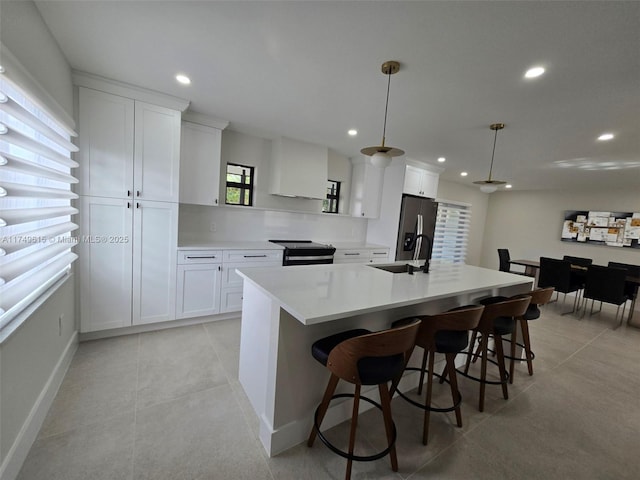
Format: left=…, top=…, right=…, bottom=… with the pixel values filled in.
left=361, top=61, right=404, bottom=168
left=473, top=123, right=507, bottom=193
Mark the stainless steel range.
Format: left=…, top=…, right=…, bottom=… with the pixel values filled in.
left=269, top=240, right=336, bottom=266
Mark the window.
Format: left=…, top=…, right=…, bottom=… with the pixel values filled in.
left=322, top=180, right=340, bottom=214
left=0, top=65, right=79, bottom=332
left=431, top=201, right=471, bottom=265
left=225, top=163, right=254, bottom=206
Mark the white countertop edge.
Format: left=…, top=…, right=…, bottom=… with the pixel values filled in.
left=237, top=263, right=534, bottom=326
left=178, top=241, right=284, bottom=250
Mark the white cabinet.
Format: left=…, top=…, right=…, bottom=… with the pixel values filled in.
left=77, top=87, right=181, bottom=202
left=132, top=201, right=179, bottom=325
left=79, top=197, right=178, bottom=332
left=269, top=136, right=328, bottom=199
left=334, top=247, right=390, bottom=264
left=349, top=158, right=384, bottom=218
left=221, top=250, right=283, bottom=313
left=77, top=86, right=182, bottom=332
left=403, top=165, right=438, bottom=198
left=179, top=121, right=223, bottom=206
left=176, top=250, right=223, bottom=319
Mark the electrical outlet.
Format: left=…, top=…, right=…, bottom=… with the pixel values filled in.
left=210, top=222, right=217, bottom=232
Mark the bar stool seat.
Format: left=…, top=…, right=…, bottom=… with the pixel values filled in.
left=391, top=305, right=484, bottom=445
left=307, top=321, right=420, bottom=480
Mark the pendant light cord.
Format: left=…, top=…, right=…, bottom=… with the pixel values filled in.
left=381, top=71, right=391, bottom=148
left=487, top=125, right=499, bottom=181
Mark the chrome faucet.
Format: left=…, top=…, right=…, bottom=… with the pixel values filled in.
left=404, top=234, right=432, bottom=273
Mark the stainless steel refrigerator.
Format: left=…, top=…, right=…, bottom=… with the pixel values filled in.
left=395, top=194, right=438, bottom=261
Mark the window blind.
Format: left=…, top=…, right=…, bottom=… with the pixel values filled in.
left=431, top=201, right=471, bottom=265
left=0, top=66, right=79, bottom=331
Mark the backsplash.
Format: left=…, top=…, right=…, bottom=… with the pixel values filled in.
left=179, top=204, right=368, bottom=244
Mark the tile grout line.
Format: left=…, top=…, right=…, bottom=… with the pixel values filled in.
left=130, top=333, right=141, bottom=480
left=201, top=320, right=277, bottom=480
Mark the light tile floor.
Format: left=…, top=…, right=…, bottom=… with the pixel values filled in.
left=18, top=302, right=640, bottom=479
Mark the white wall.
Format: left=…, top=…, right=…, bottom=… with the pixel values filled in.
left=0, top=2, right=77, bottom=478
left=481, top=187, right=640, bottom=269
left=179, top=204, right=368, bottom=244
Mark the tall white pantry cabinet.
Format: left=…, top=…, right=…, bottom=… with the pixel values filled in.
left=77, top=86, right=182, bottom=332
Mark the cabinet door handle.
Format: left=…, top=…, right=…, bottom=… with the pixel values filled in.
left=127, top=190, right=132, bottom=197
left=136, top=190, right=141, bottom=197
left=372, top=252, right=387, bottom=255
left=127, top=202, right=131, bottom=209
left=136, top=202, right=140, bottom=208
left=186, top=255, right=217, bottom=259
left=344, top=253, right=360, bottom=256
left=218, top=265, right=221, bottom=271
left=243, top=255, right=267, bottom=258
left=361, top=212, right=365, bottom=216
left=214, top=199, right=218, bottom=204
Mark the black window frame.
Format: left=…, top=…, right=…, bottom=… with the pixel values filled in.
left=323, top=180, right=340, bottom=214
left=225, top=162, right=255, bottom=206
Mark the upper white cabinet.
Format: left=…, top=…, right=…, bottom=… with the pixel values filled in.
left=77, top=87, right=181, bottom=202
left=349, top=157, right=384, bottom=218
left=269, top=136, right=328, bottom=199
left=77, top=88, right=134, bottom=198
left=179, top=117, right=227, bottom=206
left=134, top=101, right=181, bottom=202
left=403, top=164, right=439, bottom=198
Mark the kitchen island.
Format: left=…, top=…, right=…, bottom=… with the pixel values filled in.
left=236, top=262, right=533, bottom=456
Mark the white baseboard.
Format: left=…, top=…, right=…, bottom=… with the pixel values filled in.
left=0, top=331, right=78, bottom=480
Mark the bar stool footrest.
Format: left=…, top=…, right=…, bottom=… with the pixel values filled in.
left=312, top=393, right=397, bottom=462
left=395, top=367, right=462, bottom=413
left=456, top=352, right=510, bottom=386
left=488, top=339, right=536, bottom=362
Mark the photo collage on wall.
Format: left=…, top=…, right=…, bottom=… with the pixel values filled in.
left=561, top=211, right=640, bottom=249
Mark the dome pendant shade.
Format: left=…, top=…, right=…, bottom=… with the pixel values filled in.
left=473, top=123, right=507, bottom=192
left=361, top=61, right=405, bottom=168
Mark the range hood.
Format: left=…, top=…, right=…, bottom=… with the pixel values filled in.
left=269, top=136, right=328, bottom=199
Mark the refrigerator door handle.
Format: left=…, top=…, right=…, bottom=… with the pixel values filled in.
left=414, top=214, right=423, bottom=261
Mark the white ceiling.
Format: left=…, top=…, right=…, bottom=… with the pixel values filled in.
left=35, top=0, right=640, bottom=191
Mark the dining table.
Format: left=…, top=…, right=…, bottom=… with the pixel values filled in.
left=510, top=259, right=640, bottom=325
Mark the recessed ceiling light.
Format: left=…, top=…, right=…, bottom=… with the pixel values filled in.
left=176, top=74, right=191, bottom=85
left=597, top=133, right=614, bottom=141
left=348, top=129, right=358, bottom=136
left=460, top=171, right=468, bottom=177
left=524, top=66, right=545, bottom=78
left=505, top=184, right=512, bottom=189
left=437, top=157, right=446, bottom=163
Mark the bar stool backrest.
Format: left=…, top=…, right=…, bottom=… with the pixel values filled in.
left=478, top=296, right=531, bottom=332
left=415, top=305, right=484, bottom=348
left=527, top=287, right=555, bottom=306
left=327, top=320, right=420, bottom=384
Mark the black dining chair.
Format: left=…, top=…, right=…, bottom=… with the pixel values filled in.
left=497, top=249, right=528, bottom=276
left=538, top=257, right=582, bottom=315
left=607, top=262, right=640, bottom=316
left=562, top=255, right=593, bottom=267
left=582, top=265, right=630, bottom=327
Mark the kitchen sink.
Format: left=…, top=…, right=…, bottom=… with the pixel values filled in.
left=369, top=264, right=415, bottom=274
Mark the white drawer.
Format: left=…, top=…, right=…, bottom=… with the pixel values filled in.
left=222, top=261, right=282, bottom=289
left=334, top=250, right=367, bottom=260
left=177, top=250, right=223, bottom=264
left=223, top=249, right=283, bottom=264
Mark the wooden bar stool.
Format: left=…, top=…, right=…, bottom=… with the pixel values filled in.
left=459, top=296, right=531, bottom=412
left=307, top=320, right=420, bottom=480
left=508, top=287, right=555, bottom=382
left=391, top=305, right=484, bottom=445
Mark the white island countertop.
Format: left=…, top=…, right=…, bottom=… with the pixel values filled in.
left=237, top=262, right=534, bottom=326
